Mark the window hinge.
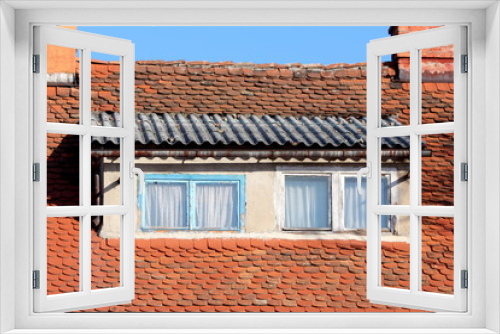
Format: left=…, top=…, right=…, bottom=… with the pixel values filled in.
left=461, top=162, right=468, bottom=182
left=461, top=270, right=468, bottom=289
left=33, top=54, right=40, bottom=73
left=32, top=270, right=40, bottom=289
left=33, top=163, right=40, bottom=182
left=461, top=54, right=468, bottom=73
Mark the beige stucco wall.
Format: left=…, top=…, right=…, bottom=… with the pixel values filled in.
left=98, top=157, right=410, bottom=241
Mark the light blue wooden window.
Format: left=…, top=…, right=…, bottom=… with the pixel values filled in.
left=344, top=176, right=391, bottom=230
left=284, top=175, right=330, bottom=230
left=140, top=174, right=245, bottom=231
left=194, top=182, right=239, bottom=230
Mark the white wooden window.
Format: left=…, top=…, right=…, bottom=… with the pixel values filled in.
left=33, top=26, right=136, bottom=312
left=279, top=170, right=396, bottom=233
left=366, top=26, right=467, bottom=312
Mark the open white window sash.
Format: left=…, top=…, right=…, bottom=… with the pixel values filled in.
left=33, top=26, right=135, bottom=312
left=366, top=26, right=467, bottom=312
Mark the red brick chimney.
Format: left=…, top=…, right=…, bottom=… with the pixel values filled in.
left=47, top=26, right=78, bottom=86
left=388, top=26, right=454, bottom=83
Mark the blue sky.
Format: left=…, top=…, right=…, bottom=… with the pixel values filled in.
left=78, top=26, right=390, bottom=65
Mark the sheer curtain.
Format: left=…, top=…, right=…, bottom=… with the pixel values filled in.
left=195, top=182, right=238, bottom=230
left=344, top=176, right=390, bottom=229
left=145, top=181, right=188, bottom=229
left=284, top=175, right=329, bottom=229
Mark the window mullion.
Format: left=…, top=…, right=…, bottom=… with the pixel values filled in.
left=237, top=180, right=242, bottom=231
left=332, top=173, right=337, bottom=231
left=81, top=48, right=92, bottom=294
left=328, top=175, right=333, bottom=231
left=189, top=181, right=196, bottom=230
left=81, top=48, right=91, bottom=207
left=81, top=214, right=91, bottom=293
left=409, top=47, right=421, bottom=295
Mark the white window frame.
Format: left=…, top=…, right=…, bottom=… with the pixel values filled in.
left=279, top=173, right=333, bottom=232
left=2, top=2, right=496, bottom=333
left=366, top=25, right=468, bottom=313
left=277, top=167, right=399, bottom=233
left=32, top=25, right=136, bottom=314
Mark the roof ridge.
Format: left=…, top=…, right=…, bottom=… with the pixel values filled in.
left=92, top=111, right=367, bottom=122
left=92, top=111, right=410, bottom=124
left=134, top=60, right=367, bottom=71
left=89, top=111, right=409, bottom=123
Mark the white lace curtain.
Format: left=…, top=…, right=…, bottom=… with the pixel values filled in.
left=195, top=183, right=238, bottom=230
left=284, top=175, right=329, bottom=229
left=145, top=181, right=238, bottom=230
left=145, top=181, right=188, bottom=229
left=344, top=176, right=390, bottom=229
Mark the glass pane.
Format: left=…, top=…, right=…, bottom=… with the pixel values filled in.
left=344, top=176, right=390, bottom=230
left=381, top=52, right=409, bottom=126
left=47, top=45, right=80, bottom=124
left=381, top=136, right=410, bottom=205
left=284, top=176, right=329, bottom=230
left=144, top=181, right=189, bottom=230
left=92, top=215, right=121, bottom=290
left=91, top=52, right=121, bottom=127
left=380, top=215, right=410, bottom=290
left=421, top=45, right=454, bottom=124
left=421, top=216, right=454, bottom=294
left=47, top=216, right=80, bottom=295
left=421, top=133, right=454, bottom=206
left=47, top=133, right=80, bottom=206
left=91, top=136, right=121, bottom=206
left=195, top=182, right=239, bottom=230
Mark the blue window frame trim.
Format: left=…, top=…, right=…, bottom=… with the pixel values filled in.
left=139, top=174, right=246, bottom=232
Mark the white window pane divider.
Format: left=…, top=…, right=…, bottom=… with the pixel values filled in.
left=373, top=122, right=455, bottom=138
left=46, top=123, right=130, bottom=137
left=372, top=205, right=455, bottom=217
left=409, top=46, right=421, bottom=305
left=46, top=205, right=130, bottom=217
left=372, top=126, right=412, bottom=138
left=366, top=25, right=467, bottom=312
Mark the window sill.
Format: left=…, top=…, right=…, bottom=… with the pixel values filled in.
left=119, top=230, right=409, bottom=242
left=4, top=329, right=497, bottom=334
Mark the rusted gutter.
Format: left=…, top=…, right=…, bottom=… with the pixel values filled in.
left=91, top=149, right=430, bottom=160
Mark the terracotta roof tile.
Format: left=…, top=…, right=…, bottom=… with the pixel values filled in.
left=41, top=235, right=445, bottom=313
left=44, top=60, right=455, bottom=313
